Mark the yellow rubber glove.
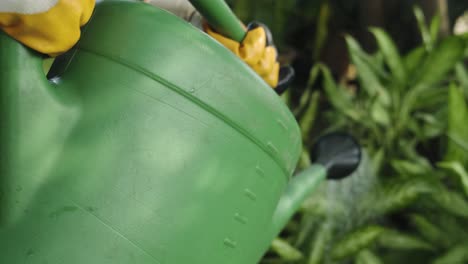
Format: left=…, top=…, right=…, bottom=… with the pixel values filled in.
left=0, top=0, right=95, bottom=56
left=204, top=22, right=281, bottom=88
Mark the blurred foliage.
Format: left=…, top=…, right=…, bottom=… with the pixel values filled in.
left=225, top=1, right=468, bottom=263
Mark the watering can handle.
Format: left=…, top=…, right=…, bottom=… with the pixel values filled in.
left=188, top=0, right=296, bottom=94
left=188, top=0, right=246, bottom=42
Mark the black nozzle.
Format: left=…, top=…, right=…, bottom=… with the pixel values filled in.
left=311, top=132, right=361, bottom=180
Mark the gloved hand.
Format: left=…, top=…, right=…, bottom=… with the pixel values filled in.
left=204, top=22, right=294, bottom=94
left=0, top=0, right=95, bottom=56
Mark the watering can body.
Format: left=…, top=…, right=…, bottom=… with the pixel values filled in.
left=0, top=1, right=328, bottom=263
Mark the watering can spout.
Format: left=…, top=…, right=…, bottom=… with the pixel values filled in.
left=269, top=133, right=361, bottom=240
left=269, top=164, right=326, bottom=239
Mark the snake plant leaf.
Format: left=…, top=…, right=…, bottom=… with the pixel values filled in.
left=271, top=238, right=303, bottom=261
left=412, top=36, right=466, bottom=88
left=331, top=226, right=385, bottom=260
left=355, top=250, right=383, bottom=264
left=370, top=27, right=406, bottom=84
left=433, top=243, right=468, bottom=264
left=438, top=161, right=468, bottom=197
left=446, top=84, right=468, bottom=165
left=378, top=229, right=434, bottom=251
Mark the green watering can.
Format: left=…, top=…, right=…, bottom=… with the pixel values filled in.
left=0, top=1, right=360, bottom=263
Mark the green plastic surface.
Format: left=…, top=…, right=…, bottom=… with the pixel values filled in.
left=189, top=0, right=246, bottom=42
left=0, top=1, right=326, bottom=263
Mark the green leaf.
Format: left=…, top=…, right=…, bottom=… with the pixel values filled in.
left=456, top=63, right=468, bottom=86
left=438, top=161, right=468, bottom=197
left=413, top=6, right=432, bottom=50
left=307, top=64, right=322, bottom=88
left=446, top=84, right=468, bottom=165
left=295, top=88, right=311, bottom=116
left=414, top=112, right=446, bottom=139
left=448, top=133, right=468, bottom=153
left=455, top=63, right=468, bottom=97
left=345, top=35, right=391, bottom=105
left=370, top=100, right=391, bottom=126
left=391, top=159, right=431, bottom=176
left=281, top=89, right=291, bottom=106
left=367, top=178, right=435, bottom=215
left=370, top=27, right=406, bottom=83
left=432, top=187, right=468, bottom=218
left=298, top=149, right=311, bottom=170
left=410, top=214, right=449, bottom=247
left=232, top=0, right=252, bottom=22
left=411, top=87, right=448, bottom=111
left=344, top=36, right=390, bottom=80
left=402, top=37, right=464, bottom=131
left=319, top=64, right=361, bottom=121
left=355, top=250, right=384, bottom=264
left=433, top=243, right=468, bottom=264
left=398, top=84, right=431, bottom=130
left=429, top=14, right=441, bottom=44
left=397, top=140, right=432, bottom=166
left=300, top=91, right=320, bottom=144
left=378, top=229, right=434, bottom=251
left=307, top=223, right=332, bottom=264
left=426, top=211, right=468, bottom=244
left=271, top=238, right=303, bottom=261
left=404, top=46, right=426, bottom=76
left=331, top=226, right=384, bottom=260
left=413, top=36, right=466, bottom=87
left=312, top=2, right=330, bottom=60
left=371, top=148, right=385, bottom=174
